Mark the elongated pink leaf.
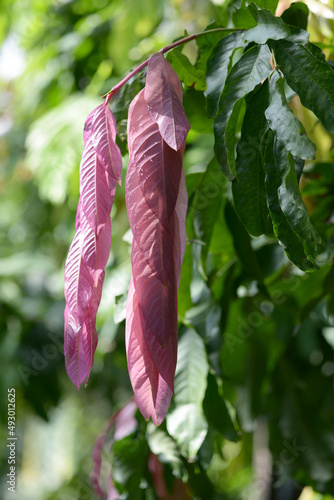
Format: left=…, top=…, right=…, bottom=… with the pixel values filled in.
left=126, top=278, right=173, bottom=425
left=92, top=103, right=123, bottom=184
left=144, top=52, right=190, bottom=151
left=80, top=138, right=113, bottom=235
left=126, top=160, right=174, bottom=284
left=127, top=90, right=182, bottom=230
left=132, top=238, right=178, bottom=347
left=64, top=228, right=94, bottom=321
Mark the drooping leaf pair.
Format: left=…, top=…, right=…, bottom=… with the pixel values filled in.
left=125, top=53, right=189, bottom=425
left=64, top=103, right=122, bottom=389
left=64, top=52, right=189, bottom=425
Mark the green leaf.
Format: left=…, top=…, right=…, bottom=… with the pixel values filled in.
left=225, top=97, right=247, bottom=177
left=167, top=404, right=208, bottom=458
left=263, top=131, right=321, bottom=270
left=265, top=70, right=316, bottom=160
left=281, top=2, right=309, bottom=30
left=205, top=32, right=245, bottom=117
left=245, top=3, right=290, bottom=44
left=232, top=82, right=270, bottom=236
left=251, top=0, right=279, bottom=13
left=166, top=49, right=206, bottom=91
left=183, top=88, right=213, bottom=134
left=214, top=44, right=271, bottom=179
left=190, top=158, right=226, bottom=266
left=225, top=201, right=266, bottom=288
left=174, top=328, right=209, bottom=407
left=196, top=22, right=230, bottom=72
left=112, top=435, right=148, bottom=495
left=271, top=39, right=334, bottom=132
left=203, top=373, right=238, bottom=441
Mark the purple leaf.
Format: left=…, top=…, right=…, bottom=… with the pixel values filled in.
left=144, top=52, right=190, bottom=151
left=126, top=160, right=175, bottom=284
left=127, top=89, right=183, bottom=230
left=132, top=238, right=178, bottom=347
left=126, top=278, right=173, bottom=425
left=92, top=103, right=123, bottom=185
left=80, top=138, right=113, bottom=235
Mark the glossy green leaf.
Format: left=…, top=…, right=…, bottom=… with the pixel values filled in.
left=203, top=373, right=238, bottom=441
left=251, top=0, right=279, bottom=13
left=174, top=328, right=209, bottom=407
left=271, top=39, right=334, bottom=132
left=190, top=158, right=226, bottom=266
left=232, top=82, right=270, bottom=236
left=281, top=1, right=309, bottom=30
left=167, top=403, right=208, bottom=458
left=244, top=3, right=290, bottom=44
left=264, top=132, right=321, bottom=270
left=196, top=22, right=230, bottom=72
left=166, top=49, right=206, bottom=91
left=205, top=32, right=245, bottom=117
left=225, top=201, right=265, bottom=288
left=214, top=44, right=271, bottom=179
left=265, top=70, right=316, bottom=160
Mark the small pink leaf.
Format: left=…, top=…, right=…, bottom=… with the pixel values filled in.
left=127, top=90, right=183, bottom=230
left=92, top=103, right=123, bottom=185
left=126, top=278, right=173, bottom=425
left=144, top=52, right=190, bottom=151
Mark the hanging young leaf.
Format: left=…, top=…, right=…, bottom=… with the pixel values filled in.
left=125, top=278, right=173, bottom=426
left=265, top=70, right=316, bottom=160
left=145, top=52, right=190, bottom=151
left=271, top=39, right=334, bottom=132
left=232, top=82, right=270, bottom=237
left=127, top=90, right=183, bottom=230
left=214, top=44, right=271, bottom=179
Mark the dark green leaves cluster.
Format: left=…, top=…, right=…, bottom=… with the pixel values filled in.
left=198, top=0, right=334, bottom=271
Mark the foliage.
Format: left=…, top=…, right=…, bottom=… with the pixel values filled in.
left=1, top=0, right=334, bottom=499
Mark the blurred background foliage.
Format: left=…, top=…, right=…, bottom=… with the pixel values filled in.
left=0, top=0, right=334, bottom=499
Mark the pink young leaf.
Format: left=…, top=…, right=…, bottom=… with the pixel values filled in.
left=126, top=160, right=175, bottom=284
left=127, top=90, right=183, bottom=230
left=132, top=238, right=178, bottom=347
left=144, top=52, right=190, bottom=151
left=64, top=308, right=98, bottom=389
left=80, top=211, right=112, bottom=280
left=64, top=228, right=94, bottom=321
left=92, top=103, right=123, bottom=185
left=80, top=138, right=113, bottom=235
left=126, top=278, right=173, bottom=425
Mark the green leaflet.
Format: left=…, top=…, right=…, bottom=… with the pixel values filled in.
left=196, top=22, right=230, bottom=72
left=214, top=44, right=271, bottom=179
left=265, top=70, right=316, bottom=160
left=244, top=3, right=290, bottom=44
left=271, top=39, right=334, bottom=132
left=264, top=132, right=321, bottom=271
left=232, top=82, right=270, bottom=236
left=203, top=373, right=238, bottom=441
left=166, top=49, right=206, bottom=91
left=190, top=157, right=226, bottom=269
left=225, top=201, right=266, bottom=291
left=205, top=32, right=245, bottom=117
left=281, top=1, right=309, bottom=30
left=250, top=0, right=279, bottom=13
left=167, top=329, right=209, bottom=458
